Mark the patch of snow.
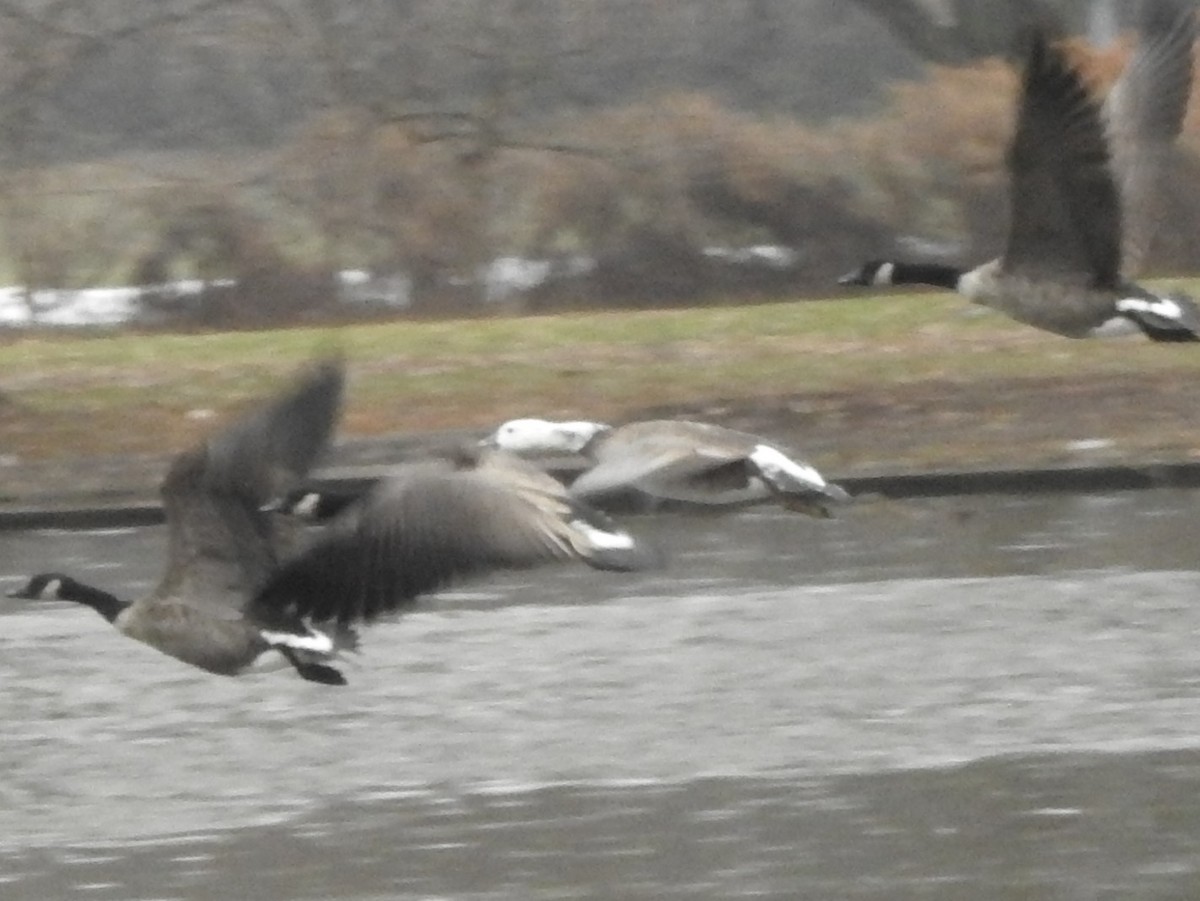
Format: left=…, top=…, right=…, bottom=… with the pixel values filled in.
left=702, top=245, right=799, bottom=268
left=0, top=286, right=140, bottom=326
left=484, top=256, right=552, bottom=302
left=337, top=271, right=411, bottom=307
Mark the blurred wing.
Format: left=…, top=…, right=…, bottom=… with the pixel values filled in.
left=155, top=359, right=344, bottom=612
left=251, top=462, right=593, bottom=626
left=1105, top=1, right=1196, bottom=275
left=203, top=359, right=344, bottom=508
left=472, top=445, right=576, bottom=496
left=1005, top=34, right=1121, bottom=285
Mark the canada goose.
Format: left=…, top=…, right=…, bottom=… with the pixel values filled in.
left=838, top=5, right=1200, bottom=341
left=256, top=445, right=660, bottom=626
left=484, top=418, right=851, bottom=517
left=7, top=360, right=351, bottom=685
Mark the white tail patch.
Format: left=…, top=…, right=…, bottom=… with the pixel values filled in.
left=750, top=444, right=827, bottom=489
left=259, top=626, right=334, bottom=655
left=955, top=268, right=991, bottom=300
left=570, top=520, right=636, bottom=551
left=1116, top=296, right=1185, bottom=322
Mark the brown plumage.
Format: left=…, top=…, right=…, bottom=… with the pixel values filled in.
left=839, top=5, right=1200, bottom=342
left=8, top=360, right=349, bottom=685
left=256, top=446, right=660, bottom=627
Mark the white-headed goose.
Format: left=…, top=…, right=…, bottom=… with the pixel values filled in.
left=258, top=445, right=660, bottom=626
left=838, top=5, right=1200, bottom=341
left=7, top=360, right=351, bottom=684
left=485, top=418, right=851, bottom=517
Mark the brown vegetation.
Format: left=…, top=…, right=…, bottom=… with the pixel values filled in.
left=7, top=24, right=1200, bottom=326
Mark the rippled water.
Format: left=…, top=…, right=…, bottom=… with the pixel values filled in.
left=2, top=489, right=1200, bottom=899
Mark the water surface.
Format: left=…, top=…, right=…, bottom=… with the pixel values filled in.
left=2, top=490, right=1200, bottom=898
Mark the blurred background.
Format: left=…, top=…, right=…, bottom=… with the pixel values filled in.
left=1, top=0, right=1196, bottom=328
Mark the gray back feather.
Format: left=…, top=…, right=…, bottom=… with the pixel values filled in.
left=1106, top=0, right=1196, bottom=275
left=153, top=360, right=344, bottom=614
left=572, top=420, right=758, bottom=499
left=252, top=449, right=646, bottom=625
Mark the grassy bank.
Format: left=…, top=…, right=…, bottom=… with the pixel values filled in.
left=5, top=287, right=1200, bottom=471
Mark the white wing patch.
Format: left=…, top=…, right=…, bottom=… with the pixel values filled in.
left=570, top=520, right=636, bottom=551
left=1116, top=296, right=1186, bottom=322
left=259, top=626, right=334, bottom=655
left=749, top=444, right=827, bottom=489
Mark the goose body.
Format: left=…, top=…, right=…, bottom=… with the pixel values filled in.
left=485, top=418, right=851, bottom=517
left=8, top=361, right=349, bottom=685
left=260, top=446, right=659, bottom=626
left=8, top=372, right=660, bottom=682
left=838, top=5, right=1200, bottom=341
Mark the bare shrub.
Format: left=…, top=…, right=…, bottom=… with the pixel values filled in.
left=132, top=193, right=336, bottom=328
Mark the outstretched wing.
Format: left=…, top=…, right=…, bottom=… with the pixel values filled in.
left=1005, top=33, right=1121, bottom=286
left=1106, top=0, right=1196, bottom=276
left=571, top=421, right=754, bottom=501
left=251, top=456, right=654, bottom=626
left=154, top=359, right=344, bottom=613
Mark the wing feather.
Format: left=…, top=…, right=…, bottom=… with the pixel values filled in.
left=1106, top=1, right=1196, bottom=275
left=154, top=360, right=344, bottom=613
left=252, top=461, right=594, bottom=626
left=1004, top=34, right=1121, bottom=285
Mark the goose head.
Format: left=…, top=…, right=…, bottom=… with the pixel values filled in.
left=484, top=418, right=610, bottom=455
left=7, top=572, right=76, bottom=600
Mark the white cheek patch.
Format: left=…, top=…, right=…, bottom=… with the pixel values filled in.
left=570, top=520, right=636, bottom=551
left=1116, top=296, right=1185, bottom=322
left=44, top=578, right=63, bottom=599
left=750, top=445, right=827, bottom=489
left=872, top=262, right=895, bottom=286
left=260, top=627, right=334, bottom=655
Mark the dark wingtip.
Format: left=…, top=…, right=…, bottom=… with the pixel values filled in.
left=277, top=646, right=349, bottom=685
left=1012, top=11, right=1067, bottom=63
left=296, top=661, right=348, bottom=686
left=781, top=485, right=853, bottom=519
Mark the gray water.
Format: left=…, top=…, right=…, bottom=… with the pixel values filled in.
left=2, top=489, right=1200, bottom=899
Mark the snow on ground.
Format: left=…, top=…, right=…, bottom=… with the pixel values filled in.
left=0, top=247, right=792, bottom=327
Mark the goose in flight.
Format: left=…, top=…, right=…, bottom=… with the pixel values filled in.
left=838, top=4, right=1200, bottom=341
left=485, top=418, right=851, bottom=517
left=8, top=360, right=351, bottom=684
